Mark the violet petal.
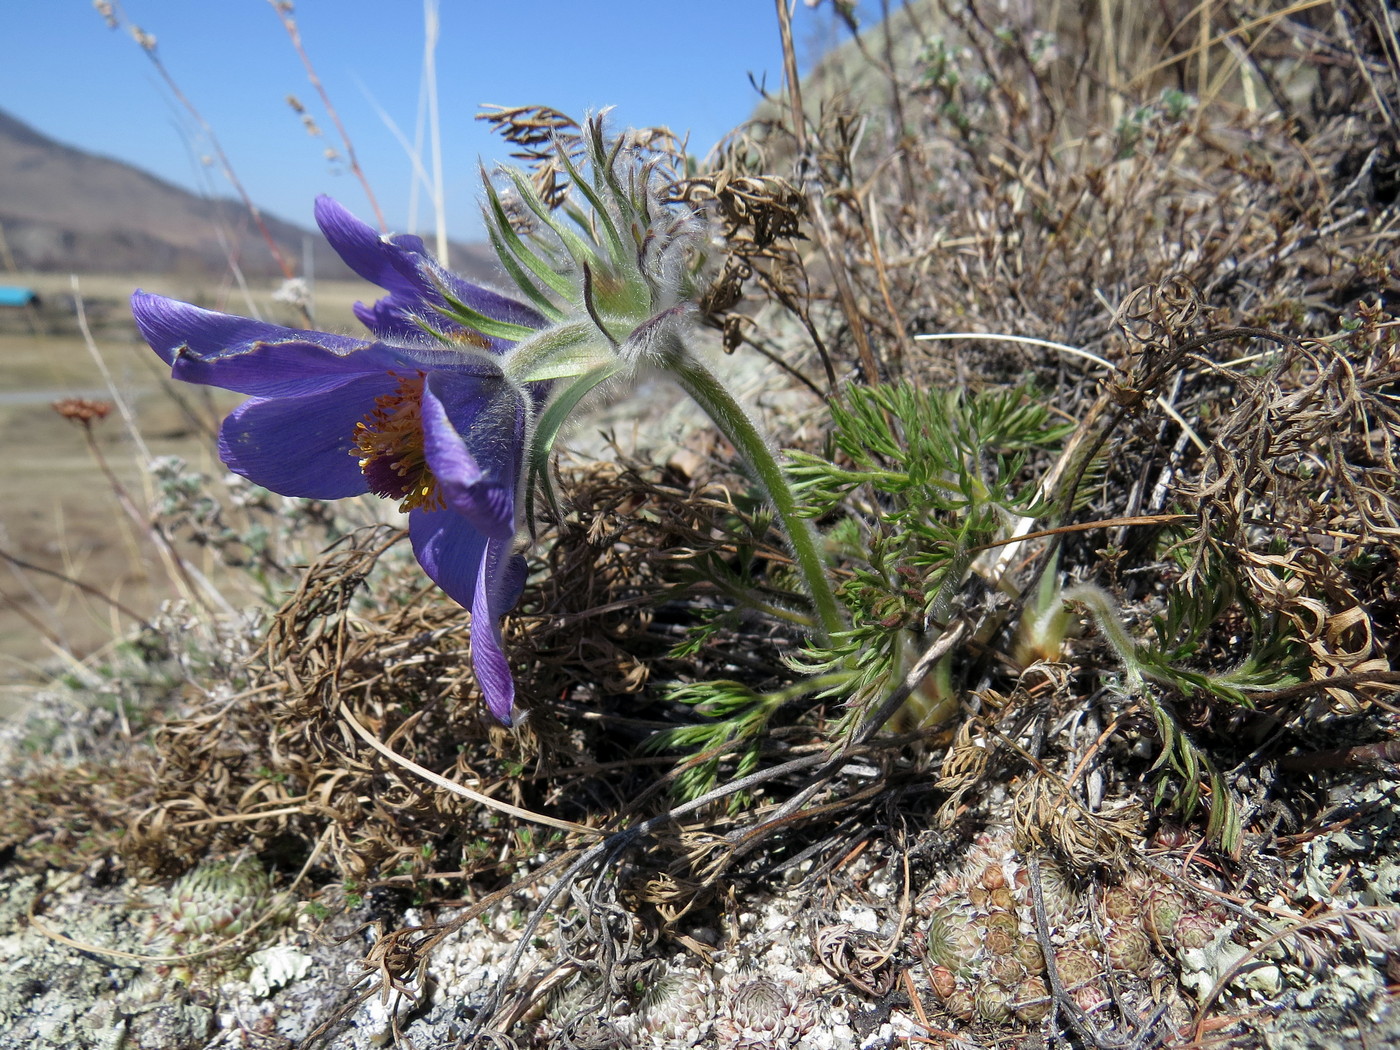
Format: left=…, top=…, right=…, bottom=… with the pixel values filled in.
left=133, top=291, right=402, bottom=397
left=419, top=370, right=521, bottom=540
left=313, top=196, right=424, bottom=302
left=314, top=195, right=547, bottom=348
left=408, top=511, right=519, bottom=722
left=470, top=538, right=525, bottom=724
left=216, top=373, right=393, bottom=498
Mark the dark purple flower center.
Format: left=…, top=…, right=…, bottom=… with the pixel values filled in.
left=352, top=371, right=443, bottom=511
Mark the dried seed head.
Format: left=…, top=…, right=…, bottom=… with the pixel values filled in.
left=815, top=924, right=893, bottom=996
left=53, top=398, right=113, bottom=426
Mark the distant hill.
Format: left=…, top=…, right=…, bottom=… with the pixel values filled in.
left=0, top=107, right=495, bottom=281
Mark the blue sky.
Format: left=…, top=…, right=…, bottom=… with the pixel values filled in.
left=2, top=1, right=880, bottom=241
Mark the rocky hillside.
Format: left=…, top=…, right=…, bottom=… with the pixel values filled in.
left=0, top=107, right=494, bottom=280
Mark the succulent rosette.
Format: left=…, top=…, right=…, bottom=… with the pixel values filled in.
left=132, top=196, right=549, bottom=724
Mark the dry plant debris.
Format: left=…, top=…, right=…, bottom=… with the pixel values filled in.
left=3, top=1, right=1400, bottom=1048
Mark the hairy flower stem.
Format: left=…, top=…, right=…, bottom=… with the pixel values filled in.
left=667, top=343, right=843, bottom=642
left=1064, top=583, right=1147, bottom=692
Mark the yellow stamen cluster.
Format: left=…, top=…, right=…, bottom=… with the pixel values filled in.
left=352, top=371, right=444, bottom=512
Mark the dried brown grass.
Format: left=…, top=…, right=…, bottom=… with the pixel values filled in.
left=3, top=2, right=1399, bottom=1043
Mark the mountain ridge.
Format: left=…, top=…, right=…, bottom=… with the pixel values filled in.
left=0, top=107, right=494, bottom=281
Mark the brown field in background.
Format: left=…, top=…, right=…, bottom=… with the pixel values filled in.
left=0, top=274, right=372, bottom=705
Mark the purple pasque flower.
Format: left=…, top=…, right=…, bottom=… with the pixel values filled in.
left=312, top=195, right=548, bottom=348
left=131, top=198, right=547, bottom=724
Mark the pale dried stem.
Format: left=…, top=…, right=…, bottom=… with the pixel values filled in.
left=270, top=0, right=388, bottom=231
